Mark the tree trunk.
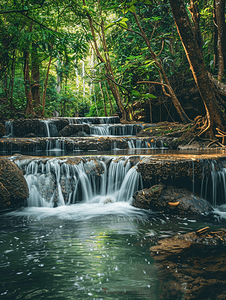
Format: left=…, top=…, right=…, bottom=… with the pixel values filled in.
left=214, top=0, right=226, bottom=81
left=83, top=0, right=128, bottom=121
left=132, top=11, right=190, bottom=124
left=31, top=43, right=41, bottom=115
left=188, top=0, right=203, bottom=50
left=42, top=54, right=52, bottom=116
left=104, top=81, right=114, bottom=115
left=10, top=49, right=16, bottom=108
left=24, top=50, right=35, bottom=116
left=169, top=0, right=225, bottom=136
left=24, top=22, right=35, bottom=116
left=99, top=82, right=108, bottom=116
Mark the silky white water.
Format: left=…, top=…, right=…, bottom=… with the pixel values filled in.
left=15, top=157, right=143, bottom=208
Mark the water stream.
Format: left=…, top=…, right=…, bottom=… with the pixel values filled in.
left=0, top=202, right=214, bottom=300
left=2, top=117, right=226, bottom=298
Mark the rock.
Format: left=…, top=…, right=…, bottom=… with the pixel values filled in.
left=83, top=159, right=105, bottom=176
left=133, top=184, right=164, bottom=210
left=132, top=185, right=213, bottom=215
left=71, top=131, right=89, bottom=137
left=0, top=182, right=11, bottom=206
left=59, top=124, right=90, bottom=137
left=104, top=198, right=113, bottom=204
left=51, top=118, right=69, bottom=131
left=150, top=229, right=226, bottom=299
left=0, top=122, right=6, bottom=137
left=0, top=158, right=29, bottom=209
left=13, top=118, right=46, bottom=137
left=24, top=133, right=37, bottom=138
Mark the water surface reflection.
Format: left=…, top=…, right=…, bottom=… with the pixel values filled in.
left=0, top=204, right=220, bottom=299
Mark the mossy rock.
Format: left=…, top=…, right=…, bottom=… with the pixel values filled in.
left=0, top=158, right=29, bottom=209
left=0, top=122, right=6, bottom=137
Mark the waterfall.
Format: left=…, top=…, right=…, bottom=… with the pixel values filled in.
left=46, top=139, right=65, bottom=153
left=4, top=121, right=14, bottom=137
left=90, top=125, right=110, bottom=135
left=41, top=120, right=58, bottom=137
left=127, top=139, right=155, bottom=149
left=90, top=124, right=143, bottom=136
left=42, top=120, right=50, bottom=137
left=15, top=157, right=143, bottom=208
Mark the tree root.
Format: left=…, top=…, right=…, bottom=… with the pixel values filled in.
left=206, top=140, right=224, bottom=148
left=215, top=128, right=226, bottom=145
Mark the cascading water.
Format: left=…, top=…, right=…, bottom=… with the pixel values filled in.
left=43, top=120, right=50, bottom=137
left=65, top=116, right=120, bottom=125
left=41, top=120, right=58, bottom=137
left=15, top=157, right=143, bottom=208
left=90, top=124, right=143, bottom=136
left=4, top=120, right=14, bottom=137
left=127, top=139, right=155, bottom=149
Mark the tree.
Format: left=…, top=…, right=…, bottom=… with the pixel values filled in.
left=169, top=0, right=225, bottom=137
left=213, top=0, right=226, bottom=81
left=80, top=0, right=128, bottom=121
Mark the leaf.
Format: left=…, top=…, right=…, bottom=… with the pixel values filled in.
left=141, top=93, right=157, bottom=99
left=128, top=5, right=136, bottom=13
left=144, top=0, right=152, bottom=4
left=119, top=21, right=128, bottom=29
left=105, top=23, right=115, bottom=30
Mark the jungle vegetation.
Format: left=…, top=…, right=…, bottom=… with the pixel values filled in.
left=1, top=0, right=226, bottom=138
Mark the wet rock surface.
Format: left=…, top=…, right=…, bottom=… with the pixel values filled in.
left=51, top=118, right=69, bottom=131
left=0, top=136, right=155, bottom=153
left=59, top=124, right=90, bottom=136
left=137, top=156, right=211, bottom=187
left=0, top=122, right=6, bottom=137
left=132, top=185, right=213, bottom=215
left=151, top=229, right=226, bottom=299
left=0, top=158, right=29, bottom=209
left=13, top=118, right=46, bottom=137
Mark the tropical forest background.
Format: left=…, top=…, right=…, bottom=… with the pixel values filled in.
left=0, top=0, right=225, bottom=126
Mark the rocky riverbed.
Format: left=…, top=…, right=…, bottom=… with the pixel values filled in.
left=151, top=228, right=226, bottom=299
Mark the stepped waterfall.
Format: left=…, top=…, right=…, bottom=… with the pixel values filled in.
left=15, top=157, right=143, bottom=208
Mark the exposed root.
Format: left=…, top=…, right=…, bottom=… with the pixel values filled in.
left=206, top=140, right=224, bottom=148
left=216, top=127, right=226, bottom=145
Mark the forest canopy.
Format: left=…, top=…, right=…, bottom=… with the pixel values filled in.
left=1, top=0, right=226, bottom=138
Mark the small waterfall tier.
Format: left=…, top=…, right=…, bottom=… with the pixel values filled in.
left=3, top=117, right=155, bottom=137
left=90, top=124, right=145, bottom=136
left=0, top=137, right=160, bottom=155
left=65, top=116, right=120, bottom=124
left=4, top=120, right=14, bottom=137
left=14, top=156, right=143, bottom=207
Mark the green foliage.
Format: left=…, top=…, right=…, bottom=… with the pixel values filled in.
left=0, top=0, right=223, bottom=119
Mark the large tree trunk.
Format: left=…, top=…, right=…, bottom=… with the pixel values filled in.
left=188, top=0, right=203, bottom=50
left=24, top=23, right=35, bottom=116
left=42, top=54, right=52, bottom=117
left=31, top=43, right=41, bottom=115
left=24, top=50, right=35, bottom=116
left=214, top=0, right=226, bottom=81
left=10, top=49, right=16, bottom=108
left=169, top=0, right=225, bottom=136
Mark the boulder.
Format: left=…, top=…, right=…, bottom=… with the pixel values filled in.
left=51, top=118, right=69, bottom=132
left=0, top=158, right=29, bottom=209
left=13, top=118, right=46, bottom=137
left=104, top=198, right=113, bottom=204
left=59, top=124, right=90, bottom=137
left=0, top=122, right=6, bottom=137
left=132, top=184, right=213, bottom=215
left=150, top=229, right=226, bottom=299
